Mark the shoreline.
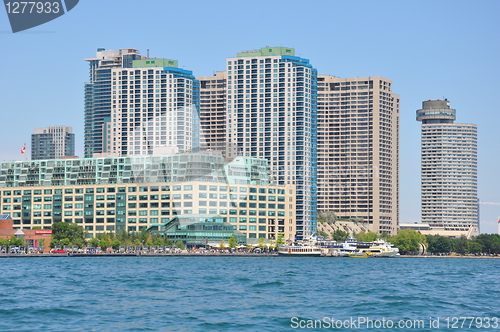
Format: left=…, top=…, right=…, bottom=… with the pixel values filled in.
left=1, top=253, right=499, bottom=258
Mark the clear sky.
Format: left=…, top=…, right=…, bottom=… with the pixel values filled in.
left=1, top=0, right=499, bottom=233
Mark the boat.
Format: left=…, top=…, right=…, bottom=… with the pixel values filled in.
left=347, top=252, right=369, bottom=258
left=278, top=244, right=322, bottom=256
left=356, top=239, right=400, bottom=257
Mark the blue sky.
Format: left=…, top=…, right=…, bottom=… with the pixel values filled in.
left=1, top=0, right=499, bottom=233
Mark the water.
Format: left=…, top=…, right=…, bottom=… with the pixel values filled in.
left=0, top=257, right=498, bottom=331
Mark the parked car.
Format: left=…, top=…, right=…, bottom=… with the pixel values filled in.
left=50, top=249, right=67, bottom=254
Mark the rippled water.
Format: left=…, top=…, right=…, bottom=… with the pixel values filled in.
left=0, top=257, right=498, bottom=331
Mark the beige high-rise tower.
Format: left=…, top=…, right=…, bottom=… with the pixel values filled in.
left=317, top=75, right=400, bottom=234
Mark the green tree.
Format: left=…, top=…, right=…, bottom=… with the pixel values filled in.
left=331, top=229, right=349, bottom=242
left=391, top=229, right=427, bottom=255
left=257, top=237, right=266, bottom=249
left=8, top=235, right=24, bottom=247
left=426, top=235, right=454, bottom=254
left=275, top=233, right=285, bottom=249
left=317, top=230, right=329, bottom=239
left=88, top=237, right=99, bottom=247
left=454, top=235, right=468, bottom=255
left=165, top=238, right=174, bottom=247
left=228, top=234, right=238, bottom=249
left=51, top=222, right=86, bottom=247
left=355, top=231, right=378, bottom=242
left=175, top=240, right=185, bottom=250
left=111, top=239, right=121, bottom=251
left=37, top=238, right=46, bottom=252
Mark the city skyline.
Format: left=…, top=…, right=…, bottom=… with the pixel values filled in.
left=2, top=0, right=499, bottom=233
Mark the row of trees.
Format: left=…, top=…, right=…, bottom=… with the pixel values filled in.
left=426, top=234, right=500, bottom=255
left=49, top=222, right=185, bottom=250
left=0, top=235, right=25, bottom=247
left=49, top=222, right=285, bottom=251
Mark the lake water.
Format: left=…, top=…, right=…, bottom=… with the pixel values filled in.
left=0, top=257, right=498, bottom=331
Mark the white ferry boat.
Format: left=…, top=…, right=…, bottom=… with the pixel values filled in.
left=356, top=239, right=400, bottom=257
left=278, top=244, right=322, bottom=256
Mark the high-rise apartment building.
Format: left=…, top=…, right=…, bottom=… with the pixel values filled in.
left=31, top=126, right=75, bottom=160
left=108, top=58, right=200, bottom=156
left=416, top=99, right=478, bottom=233
left=84, top=48, right=143, bottom=157
left=198, top=71, right=227, bottom=155
left=85, top=49, right=200, bottom=157
left=317, top=75, right=400, bottom=234
left=200, top=47, right=317, bottom=240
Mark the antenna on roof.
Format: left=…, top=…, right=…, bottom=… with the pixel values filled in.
left=147, top=49, right=150, bottom=59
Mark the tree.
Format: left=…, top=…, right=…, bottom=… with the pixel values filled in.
left=355, top=231, right=378, bottom=242
left=228, top=234, right=238, bottom=249
left=88, top=237, right=99, bottom=248
left=111, top=239, right=121, bottom=251
left=426, top=235, right=454, bottom=254
left=37, top=238, right=45, bottom=252
left=391, top=229, right=427, bottom=255
left=175, top=240, right=185, bottom=250
left=274, top=233, right=285, bottom=250
left=165, top=238, right=174, bottom=247
left=8, top=235, right=24, bottom=247
left=331, top=229, right=349, bottom=242
left=318, top=211, right=337, bottom=224
left=51, top=222, right=86, bottom=248
left=218, top=239, right=226, bottom=250
left=317, top=230, right=329, bottom=239
left=454, top=235, right=469, bottom=255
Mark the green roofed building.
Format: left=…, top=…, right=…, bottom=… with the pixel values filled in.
left=149, top=214, right=247, bottom=247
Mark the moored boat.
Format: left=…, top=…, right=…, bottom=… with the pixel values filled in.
left=278, top=245, right=322, bottom=256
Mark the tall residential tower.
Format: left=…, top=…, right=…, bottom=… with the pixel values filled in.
left=199, top=47, right=318, bottom=240
left=84, top=48, right=143, bottom=157
left=416, top=99, right=478, bottom=234
left=85, top=49, right=200, bottom=157
left=317, top=75, right=400, bottom=234
left=31, top=126, right=75, bottom=160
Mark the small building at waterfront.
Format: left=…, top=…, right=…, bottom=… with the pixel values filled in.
left=0, top=215, right=52, bottom=252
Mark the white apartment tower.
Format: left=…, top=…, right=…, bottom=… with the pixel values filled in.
left=107, top=58, right=200, bottom=156
left=317, top=75, right=400, bottom=234
left=416, top=99, right=478, bottom=233
left=200, top=47, right=318, bottom=240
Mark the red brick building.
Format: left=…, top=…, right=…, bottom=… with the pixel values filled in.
left=0, top=215, right=52, bottom=253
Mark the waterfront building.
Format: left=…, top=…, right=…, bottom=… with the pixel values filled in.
left=31, top=126, right=75, bottom=160
left=84, top=48, right=143, bottom=157
left=416, top=99, right=478, bottom=234
left=0, top=214, right=52, bottom=252
left=199, top=47, right=317, bottom=240
left=317, top=75, right=400, bottom=234
left=0, top=153, right=295, bottom=242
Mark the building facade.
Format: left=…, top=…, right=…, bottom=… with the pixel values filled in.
left=416, top=99, right=478, bottom=234
left=0, top=154, right=295, bottom=242
left=317, top=75, right=400, bottom=234
left=84, top=48, right=143, bottom=157
left=31, top=126, right=75, bottom=160
left=198, top=71, right=227, bottom=155
left=199, top=47, right=317, bottom=240
left=108, top=59, right=200, bottom=156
